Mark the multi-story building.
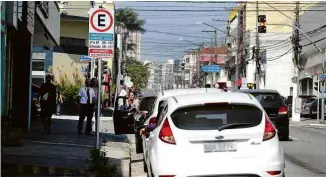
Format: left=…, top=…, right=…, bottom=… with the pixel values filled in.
left=1, top=1, right=60, bottom=131
left=182, top=52, right=198, bottom=88
left=226, top=2, right=315, bottom=96
left=199, top=46, right=228, bottom=86
left=144, top=60, right=163, bottom=92
left=162, top=59, right=175, bottom=90
left=126, top=31, right=141, bottom=60
left=299, top=2, right=326, bottom=97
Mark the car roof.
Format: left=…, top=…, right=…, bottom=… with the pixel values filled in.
left=140, top=91, right=157, bottom=98
left=158, top=88, right=224, bottom=98
left=238, top=89, right=280, bottom=94
left=167, top=92, right=262, bottom=112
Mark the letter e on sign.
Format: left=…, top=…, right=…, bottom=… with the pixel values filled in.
left=90, top=9, right=113, bottom=33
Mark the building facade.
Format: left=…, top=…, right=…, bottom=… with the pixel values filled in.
left=2, top=1, right=60, bottom=132
left=226, top=2, right=315, bottom=96
left=299, top=2, right=326, bottom=97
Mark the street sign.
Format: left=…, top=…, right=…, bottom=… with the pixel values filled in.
left=88, top=8, right=114, bottom=58
left=80, top=55, right=92, bottom=62
left=320, top=74, right=326, bottom=81
left=201, top=65, right=221, bottom=73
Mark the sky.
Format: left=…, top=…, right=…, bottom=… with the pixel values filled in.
left=115, top=1, right=236, bottom=63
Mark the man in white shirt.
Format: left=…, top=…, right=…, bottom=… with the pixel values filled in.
left=118, top=85, right=127, bottom=108
left=77, top=79, right=96, bottom=135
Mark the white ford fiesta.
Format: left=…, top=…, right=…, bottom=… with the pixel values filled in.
left=145, top=92, right=285, bottom=177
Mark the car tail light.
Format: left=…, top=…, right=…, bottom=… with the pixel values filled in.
left=159, top=119, right=176, bottom=145
left=267, top=171, right=281, bottom=175
left=278, top=106, right=288, bottom=115
left=149, top=117, right=157, bottom=124
left=263, top=115, right=276, bottom=141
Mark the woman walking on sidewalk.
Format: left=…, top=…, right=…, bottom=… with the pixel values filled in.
left=39, top=74, right=57, bottom=135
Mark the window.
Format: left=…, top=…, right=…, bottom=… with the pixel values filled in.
left=139, top=96, right=156, bottom=112
left=171, top=104, right=262, bottom=130
left=32, top=60, right=45, bottom=71
left=249, top=92, right=283, bottom=107
left=32, top=78, right=44, bottom=87
left=157, top=102, right=168, bottom=126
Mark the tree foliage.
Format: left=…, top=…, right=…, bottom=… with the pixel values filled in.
left=115, top=8, right=146, bottom=33
left=49, top=65, right=84, bottom=115
left=125, top=59, right=150, bottom=92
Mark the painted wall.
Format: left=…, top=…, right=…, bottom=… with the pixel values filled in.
left=52, top=52, right=89, bottom=83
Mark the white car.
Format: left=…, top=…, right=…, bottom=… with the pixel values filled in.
left=145, top=92, right=285, bottom=177
left=142, top=88, right=224, bottom=171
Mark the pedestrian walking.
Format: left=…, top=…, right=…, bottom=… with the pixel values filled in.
left=77, top=79, right=96, bottom=135
left=39, top=74, right=57, bottom=135
left=56, top=90, right=63, bottom=116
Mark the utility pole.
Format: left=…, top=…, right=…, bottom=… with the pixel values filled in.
left=255, top=1, right=260, bottom=89
left=292, top=2, right=302, bottom=122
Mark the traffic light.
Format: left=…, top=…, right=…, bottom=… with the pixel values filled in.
left=258, top=15, right=266, bottom=33
left=181, top=62, right=185, bottom=70
left=314, top=81, right=325, bottom=93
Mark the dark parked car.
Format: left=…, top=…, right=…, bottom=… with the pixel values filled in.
left=134, top=92, right=157, bottom=154
left=301, top=98, right=326, bottom=119
left=238, top=89, right=289, bottom=141
left=113, top=96, right=136, bottom=135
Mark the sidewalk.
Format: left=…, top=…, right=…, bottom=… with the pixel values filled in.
left=2, top=115, right=131, bottom=176
left=290, top=117, right=326, bottom=129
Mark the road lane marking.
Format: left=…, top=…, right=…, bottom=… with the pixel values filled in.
left=289, top=136, right=299, bottom=140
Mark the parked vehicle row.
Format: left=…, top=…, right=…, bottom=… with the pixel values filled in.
left=112, top=88, right=286, bottom=177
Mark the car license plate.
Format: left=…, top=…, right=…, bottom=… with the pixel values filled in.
left=203, top=142, right=237, bottom=153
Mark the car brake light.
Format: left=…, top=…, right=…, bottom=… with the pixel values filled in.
left=278, top=106, right=288, bottom=115
left=267, top=171, right=281, bottom=175
left=159, top=119, right=176, bottom=145
left=263, top=115, right=276, bottom=141
left=149, top=117, right=157, bottom=124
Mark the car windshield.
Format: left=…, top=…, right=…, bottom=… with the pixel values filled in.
left=170, top=104, right=263, bottom=130
left=249, top=92, right=282, bottom=106
left=139, top=96, right=156, bottom=111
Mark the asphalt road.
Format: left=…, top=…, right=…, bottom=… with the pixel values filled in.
left=282, top=125, right=326, bottom=177
left=129, top=124, right=326, bottom=177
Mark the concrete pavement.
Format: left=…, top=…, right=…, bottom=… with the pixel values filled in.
left=2, top=115, right=130, bottom=177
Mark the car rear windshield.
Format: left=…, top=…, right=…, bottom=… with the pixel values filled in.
left=249, top=92, right=283, bottom=106
left=170, top=104, right=263, bottom=130
left=139, top=97, right=156, bottom=111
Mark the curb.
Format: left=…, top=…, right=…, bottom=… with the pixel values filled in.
left=2, top=163, right=88, bottom=177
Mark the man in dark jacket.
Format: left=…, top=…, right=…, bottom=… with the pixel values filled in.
left=39, top=74, right=57, bottom=135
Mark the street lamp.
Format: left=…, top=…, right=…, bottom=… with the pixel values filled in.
left=268, top=23, right=325, bottom=124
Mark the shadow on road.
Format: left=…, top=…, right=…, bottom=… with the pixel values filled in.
left=2, top=117, right=130, bottom=176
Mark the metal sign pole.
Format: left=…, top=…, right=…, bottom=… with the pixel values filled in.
left=322, top=81, right=325, bottom=124
left=96, top=58, right=102, bottom=149
left=317, top=78, right=320, bottom=124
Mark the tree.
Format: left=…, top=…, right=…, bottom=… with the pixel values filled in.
left=125, top=59, right=150, bottom=92
left=115, top=8, right=146, bottom=33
